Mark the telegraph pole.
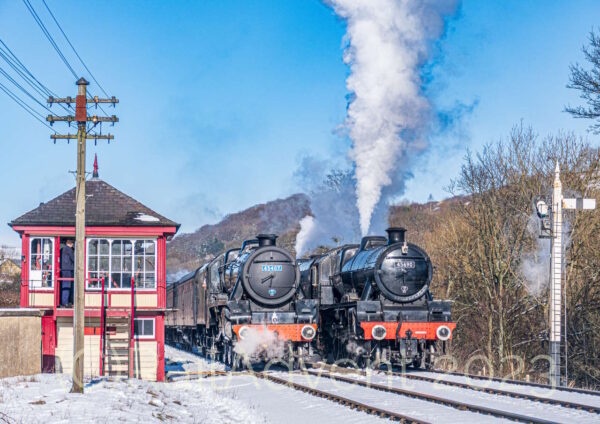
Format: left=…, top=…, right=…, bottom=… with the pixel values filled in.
left=47, top=78, right=118, bottom=393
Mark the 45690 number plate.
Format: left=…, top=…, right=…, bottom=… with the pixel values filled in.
left=393, top=259, right=415, bottom=269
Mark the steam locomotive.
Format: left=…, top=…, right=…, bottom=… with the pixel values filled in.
left=300, top=227, right=455, bottom=368
left=166, top=234, right=319, bottom=368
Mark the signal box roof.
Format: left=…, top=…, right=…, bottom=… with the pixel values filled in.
left=9, top=179, right=179, bottom=229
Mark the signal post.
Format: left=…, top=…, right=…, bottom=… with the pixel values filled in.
left=536, top=162, right=595, bottom=387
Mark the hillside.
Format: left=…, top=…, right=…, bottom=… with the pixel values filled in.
left=166, top=193, right=311, bottom=278
left=165, top=192, right=461, bottom=280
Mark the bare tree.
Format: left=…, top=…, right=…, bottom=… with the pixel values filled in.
left=421, top=126, right=600, bottom=386
left=566, top=30, right=600, bottom=133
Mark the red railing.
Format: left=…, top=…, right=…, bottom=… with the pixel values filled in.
left=130, top=276, right=135, bottom=378
left=99, top=276, right=106, bottom=376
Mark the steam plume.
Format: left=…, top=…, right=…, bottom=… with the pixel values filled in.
left=329, top=0, right=458, bottom=234
left=294, top=159, right=360, bottom=255
left=234, top=327, right=285, bottom=361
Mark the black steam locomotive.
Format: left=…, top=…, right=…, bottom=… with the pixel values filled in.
left=166, top=234, right=318, bottom=368
left=301, top=227, right=454, bottom=368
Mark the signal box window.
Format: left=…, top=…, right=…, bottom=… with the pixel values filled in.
left=87, top=238, right=156, bottom=289
left=134, top=318, right=155, bottom=339
left=30, top=238, right=53, bottom=289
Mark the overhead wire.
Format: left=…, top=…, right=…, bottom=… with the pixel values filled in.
left=0, top=43, right=71, bottom=114
left=41, top=0, right=109, bottom=98
left=0, top=66, right=56, bottom=114
left=0, top=1, right=113, bottom=130
left=0, top=39, right=53, bottom=98
left=0, top=80, right=58, bottom=133
left=22, top=0, right=78, bottom=80
left=39, top=0, right=110, bottom=117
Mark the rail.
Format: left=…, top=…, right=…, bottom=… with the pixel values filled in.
left=307, top=369, right=558, bottom=424
left=256, top=372, right=430, bottom=424
left=310, top=363, right=600, bottom=414
left=429, top=369, right=600, bottom=397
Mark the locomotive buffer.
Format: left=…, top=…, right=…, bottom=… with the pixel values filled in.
left=46, top=78, right=119, bottom=393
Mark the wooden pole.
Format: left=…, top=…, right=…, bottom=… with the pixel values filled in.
left=46, top=79, right=118, bottom=393
left=71, top=78, right=89, bottom=393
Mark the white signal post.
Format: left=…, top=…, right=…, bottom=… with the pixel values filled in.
left=549, top=163, right=562, bottom=387
left=548, top=162, right=595, bottom=387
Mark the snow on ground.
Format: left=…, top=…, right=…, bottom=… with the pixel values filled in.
left=165, top=345, right=226, bottom=373
left=201, top=375, right=389, bottom=424
left=0, top=374, right=264, bottom=424
left=9, top=346, right=597, bottom=424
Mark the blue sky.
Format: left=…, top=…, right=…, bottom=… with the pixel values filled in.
left=0, top=0, right=598, bottom=247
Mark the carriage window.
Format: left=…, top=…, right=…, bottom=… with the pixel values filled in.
left=30, top=238, right=53, bottom=288
left=87, top=239, right=156, bottom=289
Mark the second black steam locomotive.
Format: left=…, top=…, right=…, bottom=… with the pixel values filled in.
left=300, top=227, right=454, bottom=368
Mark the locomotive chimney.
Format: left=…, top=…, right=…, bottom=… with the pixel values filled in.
left=386, top=227, right=406, bottom=245
left=257, top=234, right=277, bottom=247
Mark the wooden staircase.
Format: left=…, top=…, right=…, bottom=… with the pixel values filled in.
left=100, top=276, right=135, bottom=378
left=103, top=316, right=132, bottom=377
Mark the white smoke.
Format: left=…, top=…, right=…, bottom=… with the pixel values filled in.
left=234, top=327, right=285, bottom=361
left=294, top=215, right=316, bottom=256
left=294, top=162, right=361, bottom=256
left=520, top=213, right=571, bottom=296
left=520, top=214, right=551, bottom=296
left=329, top=0, right=459, bottom=234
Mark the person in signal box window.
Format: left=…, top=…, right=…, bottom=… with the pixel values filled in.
left=60, top=239, right=75, bottom=307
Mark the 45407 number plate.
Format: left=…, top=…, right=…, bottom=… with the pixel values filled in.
left=262, top=265, right=283, bottom=272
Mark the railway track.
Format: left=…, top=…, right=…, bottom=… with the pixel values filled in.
left=310, top=362, right=600, bottom=414
left=428, top=369, right=600, bottom=397
left=305, top=369, right=558, bottom=424
left=167, top=346, right=599, bottom=422
left=256, top=372, right=429, bottom=423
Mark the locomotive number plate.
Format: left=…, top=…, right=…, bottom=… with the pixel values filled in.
left=393, top=259, right=415, bottom=269
left=262, top=265, right=283, bottom=272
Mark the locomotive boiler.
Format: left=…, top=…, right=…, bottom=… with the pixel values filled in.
left=309, top=227, right=455, bottom=368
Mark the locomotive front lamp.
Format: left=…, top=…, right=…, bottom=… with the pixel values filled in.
left=436, top=325, right=451, bottom=341
left=372, top=325, right=387, bottom=340
left=238, top=326, right=250, bottom=340
left=301, top=325, right=316, bottom=340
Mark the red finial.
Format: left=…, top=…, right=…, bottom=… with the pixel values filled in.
left=93, top=154, right=99, bottom=178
